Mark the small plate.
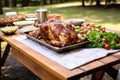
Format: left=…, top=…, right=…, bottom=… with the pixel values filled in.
left=25, top=18, right=37, bottom=21
left=25, top=14, right=36, bottom=18
left=19, top=26, right=37, bottom=33
left=13, top=21, right=35, bottom=27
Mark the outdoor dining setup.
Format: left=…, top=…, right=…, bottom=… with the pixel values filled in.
left=0, top=8, right=120, bottom=80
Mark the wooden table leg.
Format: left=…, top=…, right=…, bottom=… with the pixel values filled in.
left=91, top=67, right=118, bottom=80
left=91, top=70, right=105, bottom=80
left=0, top=39, right=2, bottom=77
left=105, top=67, right=118, bottom=80
left=1, top=44, right=11, bottom=66
left=0, top=40, right=11, bottom=77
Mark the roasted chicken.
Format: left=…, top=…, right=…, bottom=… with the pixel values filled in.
left=29, top=19, right=80, bottom=47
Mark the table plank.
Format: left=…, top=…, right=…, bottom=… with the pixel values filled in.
left=99, top=55, right=120, bottom=64
left=79, top=53, right=120, bottom=75
left=79, top=61, right=104, bottom=75
left=113, top=52, right=120, bottom=58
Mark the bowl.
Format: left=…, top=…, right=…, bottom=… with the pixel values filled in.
left=5, top=12, right=17, bottom=16
left=1, top=26, right=18, bottom=35
left=67, top=18, right=85, bottom=26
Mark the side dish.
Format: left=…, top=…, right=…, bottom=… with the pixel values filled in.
left=1, top=26, right=18, bottom=35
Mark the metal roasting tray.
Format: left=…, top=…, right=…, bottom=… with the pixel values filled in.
left=23, top=32, right=90, bottom=53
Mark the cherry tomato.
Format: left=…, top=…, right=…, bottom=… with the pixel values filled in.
left=99, top=27, right=103, bottom=30
left=90, top=26, right=94, bottom=30
left=104, top=44, right=110, bottom=50
left=101, top=29, right=106, bottom=33
left=86, top=23, right=90, bottom=26
left=116, top=39, right=120, bottom=44
left=101, top=38, right=107, bottom=43
left=87, top=26, right=90, bottom=29
left=80, top=26, right=84, bottom=30
left=80, top=30, right=84, bottom=34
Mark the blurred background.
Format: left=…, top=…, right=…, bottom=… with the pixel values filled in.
left=0, top=0, right=120, bottom=30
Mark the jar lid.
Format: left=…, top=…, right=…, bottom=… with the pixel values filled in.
left=36, top=8, right=48, bottom=12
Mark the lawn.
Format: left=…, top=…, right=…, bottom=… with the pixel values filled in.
left=0, top=1, right=120, bottom=31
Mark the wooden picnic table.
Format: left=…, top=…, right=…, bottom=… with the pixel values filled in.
left=0, top=31, right=120, bottom=80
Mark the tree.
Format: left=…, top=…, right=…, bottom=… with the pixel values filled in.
left=50, top=0, right=53, bottom=4
left=0, top=0, right=3, bottom=14
left=3, top=0, right=9, bottom=7
left=43, top=0, right=47, bottom=5
left=82, top=0, right=85, bottom=6
left=96, top=0, right=101, bottom=6
left=60, top=0, right=64, bottom=3
left=21, top=0, right=30, bottom=6
left=12, top=0, right=17, bottom=7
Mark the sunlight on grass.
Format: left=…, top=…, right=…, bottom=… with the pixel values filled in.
left=0, top=1, right=120, bottom=31
left=50, top=2, right=82, bottom=8
left=103, top=24, right=120, bottom=31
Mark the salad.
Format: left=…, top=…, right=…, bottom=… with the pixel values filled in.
left=73, top=23, right=120, bottom=50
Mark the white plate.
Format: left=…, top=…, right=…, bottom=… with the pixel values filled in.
left=19, top=26, right=37, bottom=32
left=25, top=18, right=37, bottom=21
left=25, top=14, right=36, bottom=18
left=13, top=21, right=35, bottom=27
left=5, top=12, right=17, bottom=16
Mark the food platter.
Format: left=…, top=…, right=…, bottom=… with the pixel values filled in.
left=0, top=15, right=26, bottom=27
left=23, top=31, right=89, bottom=53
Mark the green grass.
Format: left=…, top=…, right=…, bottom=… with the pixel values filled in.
left=0, top=1, right=120, bottom=31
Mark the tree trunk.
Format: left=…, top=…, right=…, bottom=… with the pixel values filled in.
left=50, top=0, right=53, bottom=4
left=96, top=0, right=101, bottom=6
left=21, top=0, right=30, bottom=7
left=3, top=0, right=9, bottom=7
left=0, top=0, right=3, bottom=14
left=43, top=0, right=47, bottom=5
left=12, top=0, right=17, bottom=7
left=82, top=0, right=85, bottom=6
left=60, top=0, right=64, bottom=3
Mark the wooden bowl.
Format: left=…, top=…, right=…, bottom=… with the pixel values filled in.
left=1, top=26, right=18, bottom=35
